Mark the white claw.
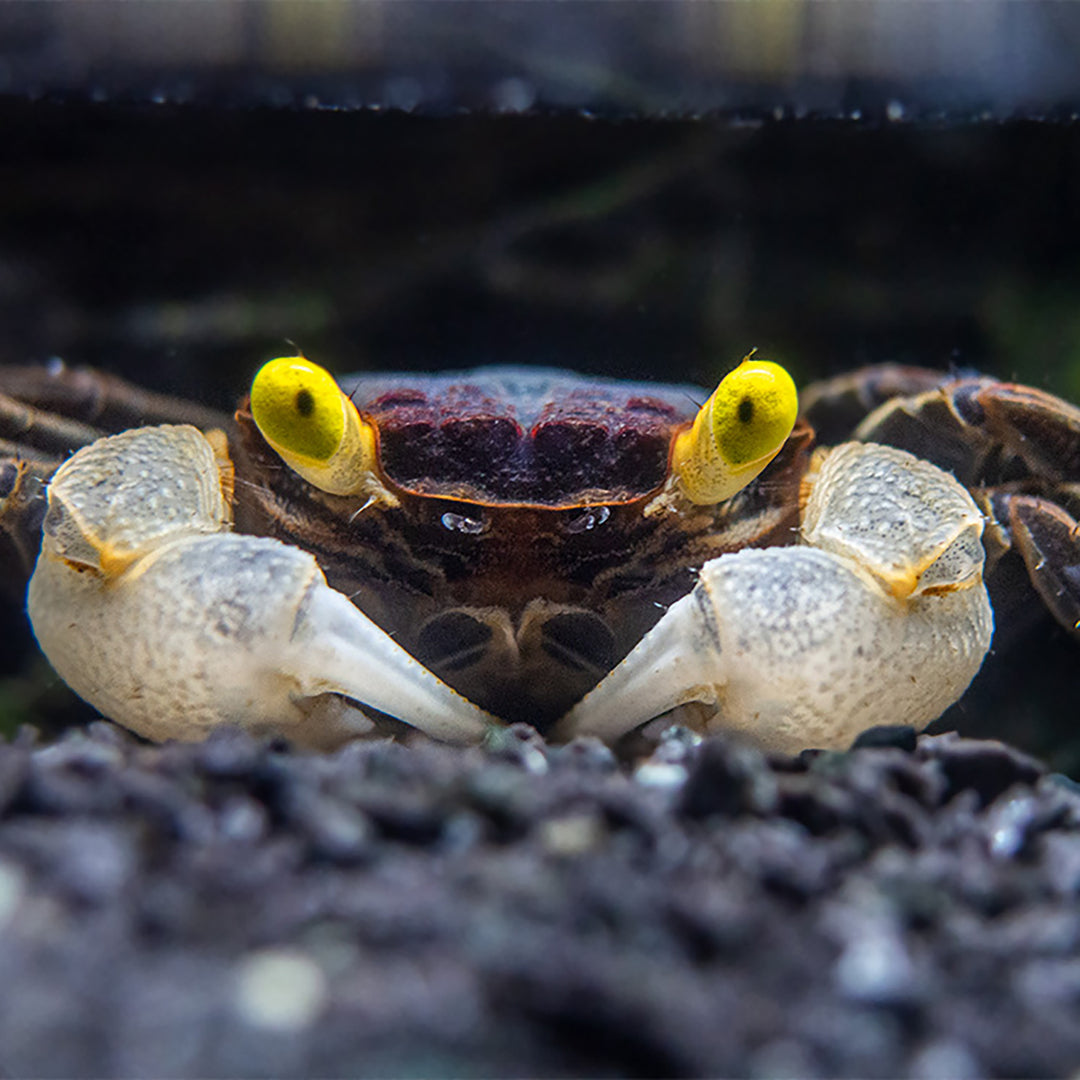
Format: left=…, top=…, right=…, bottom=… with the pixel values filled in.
left=28, top=426, right=495, bottom=748
left=560, top=443, right=994, bottom=754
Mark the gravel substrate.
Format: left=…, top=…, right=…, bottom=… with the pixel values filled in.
left=0, top=721, right=1079, bottom=1077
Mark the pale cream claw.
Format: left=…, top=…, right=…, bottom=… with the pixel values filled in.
left=559, top=443, right=994, bottom=754
left=800, top=440, right=987, bottom=598
left=28, top=426, right=495, bottom=748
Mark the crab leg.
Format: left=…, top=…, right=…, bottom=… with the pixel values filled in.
left=0, top=362, right=231, bottom=434
left=559, top=443, right=994, bottom=755
left=0, top=455, right=53, bottom=591
left=0, top=390, right=107, bottom=456
left=998, top=492, right=1080, bottom=638
left=27, top=425, right=496, bottom=748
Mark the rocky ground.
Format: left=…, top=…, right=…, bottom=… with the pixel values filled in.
left=0, top=720, right=1078, bottom=1077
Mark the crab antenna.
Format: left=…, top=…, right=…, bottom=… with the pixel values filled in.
left=672, top=356, right=798, bottom=505
left=250, top=356, right=392, bottom=502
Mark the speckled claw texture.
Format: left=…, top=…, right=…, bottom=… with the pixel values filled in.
left=560, top=443, right=994, bottom=754
left=27, top=425, right=495, bottom=748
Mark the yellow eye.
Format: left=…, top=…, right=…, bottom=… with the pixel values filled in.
left=672, top=356, right=798, bottom=505
left=250, top=356, right=383, bottom=498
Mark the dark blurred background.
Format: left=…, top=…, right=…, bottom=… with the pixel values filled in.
left=1, top=0, right=1079, bottom=404
left=2, top=0, right=1080, bottom=766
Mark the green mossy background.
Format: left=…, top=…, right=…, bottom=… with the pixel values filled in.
left=2, top=100, right=1079, bottom=765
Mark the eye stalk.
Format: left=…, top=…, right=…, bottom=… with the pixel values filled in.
left=672, top=355, right=798, bottom=505
left=250, top=357, right=387, bottom=499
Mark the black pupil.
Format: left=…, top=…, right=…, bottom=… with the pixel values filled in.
left=295, top=388, right=315, bottom=418
left=737, top=396, right=754, bottom=424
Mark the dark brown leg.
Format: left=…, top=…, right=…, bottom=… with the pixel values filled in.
left=0, top=391, right=106, bottom=455
left=0, top=363, right=230, bottom=433
left=853, top=389, right=988, bottom=485
left=0, top=456, right=56, bottom=598
left=1004, top=493, right=1080, bottom=640
left=799, top=364, right=947, bottom=445
left=947, top=381, right=1080, bottom=485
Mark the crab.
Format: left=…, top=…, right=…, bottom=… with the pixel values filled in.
left=3, top=354, right=1074, bottom=756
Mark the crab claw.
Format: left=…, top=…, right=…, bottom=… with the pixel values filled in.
left=558, top=443, right=994, bottom=754
left=27, top=425, right=495, bottom=748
